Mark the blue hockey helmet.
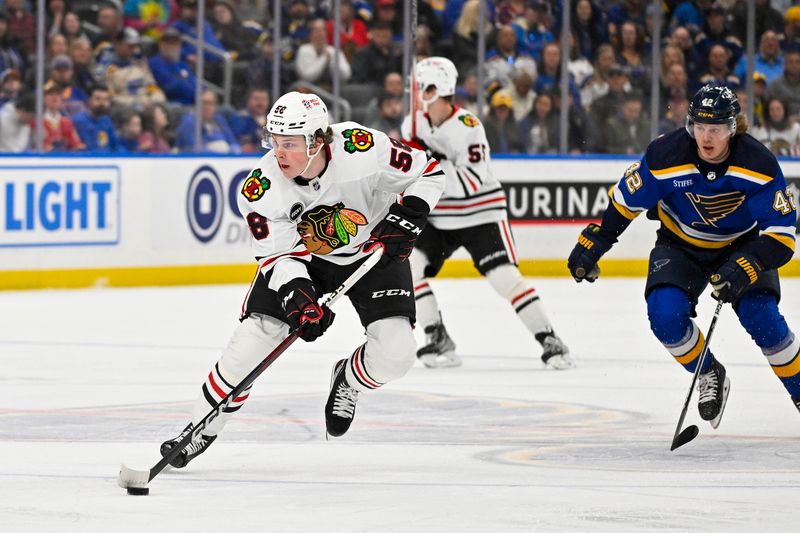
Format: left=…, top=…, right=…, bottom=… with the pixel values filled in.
left=685, top=85, right=740, bottom=137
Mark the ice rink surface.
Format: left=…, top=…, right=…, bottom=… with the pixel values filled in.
left=2, top=277, right=800, bottom=532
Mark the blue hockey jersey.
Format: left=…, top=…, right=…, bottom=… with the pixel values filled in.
left=609, top=129, right=797, bottom=255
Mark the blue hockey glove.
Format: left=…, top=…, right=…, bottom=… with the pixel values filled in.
left=278, top=278, right=335, bottom=342
left=567, top=224, right=614, bottom=283
left=711, top=252, right=763, bottom=303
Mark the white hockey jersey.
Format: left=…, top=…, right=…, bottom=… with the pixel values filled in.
left=238, top=121, right=445, bottom=291
left=401, top=106, right=508, bottom=230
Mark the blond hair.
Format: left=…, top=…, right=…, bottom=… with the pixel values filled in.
left=735, top=113, right=748, bottom=135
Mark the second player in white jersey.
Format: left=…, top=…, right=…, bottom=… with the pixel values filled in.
left=402, top=57, right=573, bottom=370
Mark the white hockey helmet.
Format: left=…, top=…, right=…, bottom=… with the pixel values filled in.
left=415, top=56, right=458, bottom=98
left=263, top=91, right=329, bottom=149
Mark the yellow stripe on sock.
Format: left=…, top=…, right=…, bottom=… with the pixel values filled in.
left=772, top=351, right=800, bottom=378
left=673, top=333, right=705, bottom=365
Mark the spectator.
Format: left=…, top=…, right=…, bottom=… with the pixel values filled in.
left=697, top=43, right=740, bottom=91
left=350, top=23, right=402, bottom=85
left=508, top=65, right=535, bottom=121
left=449, top=0, right=491, bottom=75
left=70, top=38, right=98, bottom=97
left=123, top=0, right=176, bottom=41
left=670, top=0, right=711, bottom=37
left=72, top=85, right=122, bottom=152
left=658, top=97, right=690, bottom=134
left=567, top=31, right=594, bottom=89
left=752, top=97, right=800, bottom=157
left=519, top=91, right=557, bottom=153
left=326, top=0, right=369, bottom=62
left=283, top=0, right=313, bottom=57
left=364, top=91, right=403, bottom=138
left=571, top=0, right=608, bottom=62
left=88, top=4, right=123, bottom=48
left=172, top=0, right=226, bottom=65
left=212, top=0, right=258, bottom=61
left=4, top=0, right=34, bottom=57
left=751, top=72, right=769, bottom=126
left=175, top=89, right=240, bottom=153
left=607, top=0, right=647, bottom=46
left=46, top=0, right=67, bottom=39
left=361, top=71, right=403, bottom=125
left=589, top=64, right=630, bottom=150
left=603, top=92, right=650, bottom=154
left=453, top=70, right=479, bottom=114
left=106, top=28, right=166, bottom=110
left=730, top=0, right=783, bottom=44
left=49, top=54, right=88, bottom=116
left=150, top=27, right=197, bottom=105
left=496, top=0, right=528, bottom=26
left=48, top=32, right=69, bottom=60
left=230, top=87, right=270, bottom=152
left=483, top=89, right=523, bottom=153
left=580, top=43, right=620, bottom=110
left=614, top=21, right=650, bottom=95
left=117, top=109, right=143, bottom=152
left=734, top=30, right=784, bottom=84
left=485, top=25, right=537, bottom=89
left=767, top=50, right=800, bottom=119
left=784, top=7, right=800, bottom=53
left=0, top=67, right=20, bottom=106
left=535, top=42, right=581, bottom=107
left=0, top=11, right=24, bottom=76
left=295, top=18, right=352, bottom=91
left=40, top=80, right=84, bottom=152
left=668, top=26, right=702, bottom=83
left=0, top=92, right=33, bottom=151
left=662, top=62, right=689, bottom=104
left=62, top=11, right=91, bottom=45
left=694, top=3, right=743, bottom=70
left=372, top=0, right=403, bottom=42
left=139, top=103, right=173, bottom=153
left=245, top=31, right=295, bottom=95
left=512, top=1, right=554, bottom=62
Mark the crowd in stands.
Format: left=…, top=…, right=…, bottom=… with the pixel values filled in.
left=1, top=0, right=800, bottom=155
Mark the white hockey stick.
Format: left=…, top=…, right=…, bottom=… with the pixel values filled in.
left=118, top=246, right=384, bottom=493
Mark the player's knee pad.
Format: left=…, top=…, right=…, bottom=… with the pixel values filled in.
left=736, top=292, right=789, bottom=349
left=218, top=314, right=289, bottom=384
left=347, top=317, right=415, bottom=390
left=646, top=286, right=692, bottom=344
left=410, top=248, right=430, bottom=284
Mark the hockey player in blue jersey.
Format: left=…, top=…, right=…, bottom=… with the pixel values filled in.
left=568, top=85, right=798, bottom=427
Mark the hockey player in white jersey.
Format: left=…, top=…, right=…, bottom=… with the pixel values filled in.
left=402, top=57, right=573, bottom=370
left=160, top=91, right=445, bottom=468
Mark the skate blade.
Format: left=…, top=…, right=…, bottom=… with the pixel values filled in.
left=118, top=463, right=149, bottom=490
left=709, top=376, right=731, bottom=430
left=419, top=351, right=462, bottom=368
left=543, top=354, right=575, bottom=370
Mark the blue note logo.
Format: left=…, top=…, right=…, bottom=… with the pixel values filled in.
left=186, top=166, right=223, bottom=243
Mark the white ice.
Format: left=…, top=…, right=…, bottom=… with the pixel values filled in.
left=2, top=278, right=800, bottom=532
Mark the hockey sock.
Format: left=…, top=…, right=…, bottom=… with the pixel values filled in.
left=192, top=361, right=252, bottom=435
left=486, top=264, right=552, bottom=335
left=410, top=250, right=443, bottom=330
left=344, top=317, right=416, bottom=393
left=647, top=286, right=713, bottom=373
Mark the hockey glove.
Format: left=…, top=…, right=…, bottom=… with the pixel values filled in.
left=710, top=252, right=763, bottom=303
left=567, top=224, right=615, bottom=283
left=406, top=137, right=447, bottom=162
left=278, top=278, right=335, bottom=342
left=368, top=199, right=428, bottom=267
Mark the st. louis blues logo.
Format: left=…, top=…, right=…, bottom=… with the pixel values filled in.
left=686, top=191, right=745, bottom=228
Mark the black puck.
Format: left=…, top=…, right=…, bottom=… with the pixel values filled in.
left=127, top=487, right=150, bottom=496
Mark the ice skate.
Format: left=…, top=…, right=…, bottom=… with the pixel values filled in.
left=697, top=358, right=730, bottom=429
left=417, top=318, right=461, bottom=368
left=325, top=359, right=360, bottom=438
left=536, top=330, right=575, bottom=370
left=160, top=423, right=217, bottom=469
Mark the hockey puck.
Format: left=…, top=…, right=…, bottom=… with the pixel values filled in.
left=126, top=487, right=149, bottom=496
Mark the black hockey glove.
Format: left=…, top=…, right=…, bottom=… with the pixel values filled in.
left=710, top=252, right=763, bottom=303
left=368, top=199, right=428, bottom=267
left=567, top=224, right=615, bottom=283
left=277, top=278, right=335, bottom=342
left=408, top=137, right=447, bottom=162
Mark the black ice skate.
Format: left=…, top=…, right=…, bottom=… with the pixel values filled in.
left=535, top=329, right=575, bottom=370
left=160, top=423, right=217, bottom=469
left=697, top=358, right=730, bottom=429
left=325, top=359, right=360, bottom=438
left=417, top=316, right=461, bottom=368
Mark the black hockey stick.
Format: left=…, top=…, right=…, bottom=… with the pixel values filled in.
left=670, top=299, right=724, bottom=451
left=118, top=246, right=384, bottom=492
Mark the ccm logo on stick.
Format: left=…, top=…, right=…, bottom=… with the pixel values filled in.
left=372, top=289, right=411, bottom=298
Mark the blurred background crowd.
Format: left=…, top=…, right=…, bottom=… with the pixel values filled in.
left=1, top=0, right=800, bottom=155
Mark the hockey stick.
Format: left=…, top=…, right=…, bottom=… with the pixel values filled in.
left=118, top=246, right=384, bottom=492
left=670, top=299, right=724, bottom=451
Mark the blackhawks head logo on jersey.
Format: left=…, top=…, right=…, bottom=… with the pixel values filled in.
left=241, top=168, right=271, bottom=202
left=342, top=128, right=375, bottom=153
left=296, top=202, right=368, bottom=254
left=458, top=114, right=479, bottom=127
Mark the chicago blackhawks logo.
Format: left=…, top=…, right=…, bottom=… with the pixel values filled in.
left=241, top=168, right=270, bottom=202
left=459, top=114, right=479, bottom=127
left=686, top=191, right=745, bottom=228
left=342, top=128, right=374, bottom=153
left=297, top=203, right=368, bottom=254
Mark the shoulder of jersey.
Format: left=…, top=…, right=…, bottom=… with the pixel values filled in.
left=643, top=128, right=694, bottom=172
left=239, top=153, right=283, bottom=209
left=331, top=121, right=381, bottom=155
left=728, top=133, right=780, bottom=182
left=452, top=109, right=482, bottom=130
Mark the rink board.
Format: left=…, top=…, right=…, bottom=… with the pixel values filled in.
left=0, top=154, right=798, bottom=289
